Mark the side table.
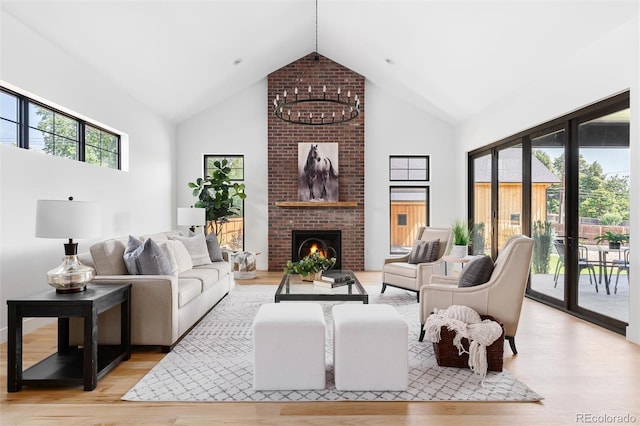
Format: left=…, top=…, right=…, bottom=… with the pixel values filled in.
left=7, top=283, right=131, bottom=392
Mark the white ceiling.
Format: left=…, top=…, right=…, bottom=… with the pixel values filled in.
left=2, top=0, right=637, bottom=124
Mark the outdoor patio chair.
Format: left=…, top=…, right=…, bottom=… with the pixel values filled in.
left=553, top=239, right=598, bottom=291
left=613, top=248, right=630, bottom=294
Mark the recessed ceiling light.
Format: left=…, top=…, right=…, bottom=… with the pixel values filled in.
left=233, top=58, right=242, bottom=65
left=385, top=58, right=394, bottom=65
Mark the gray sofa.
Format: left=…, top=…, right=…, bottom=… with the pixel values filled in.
left=72, top=230, right=232, bottom=352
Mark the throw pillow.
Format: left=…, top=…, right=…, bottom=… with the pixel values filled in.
left=123, top=235, right=143, bottom=274
left=408, top=240, right=429, bottom=264
left=166, top=240, right=193, bottom=273
left=205, top=232, right=224, bottom=262
left=136, top=238, right=174, bottom=275
left=123, top=237, right=173, bottom=276
left=458, top=255, right=495, bottom=288
left=157, top=240, right=179, bottom=277
left=170, top=233, right=212, bottom=266
left=425, top=239, right=441, bottom=262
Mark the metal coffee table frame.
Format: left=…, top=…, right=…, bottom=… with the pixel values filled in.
left=275, top=270, right=368, bottom=304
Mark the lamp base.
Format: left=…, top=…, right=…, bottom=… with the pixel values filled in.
left=47, top=255, right=94, bottom=293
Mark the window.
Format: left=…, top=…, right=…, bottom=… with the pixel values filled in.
left=0, top=85, right=120, bottom=169
left=204, top=155, right=245, bottom=250
left=0, top=90, right=19, bottom=146
left=86, top=125, right=119, bottom=169
left=389, top=187, right=429, bottom=254
left=390, top=155, right=429, bottom=181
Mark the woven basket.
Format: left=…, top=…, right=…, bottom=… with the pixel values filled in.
left=432, top=314, right=504, bottom=372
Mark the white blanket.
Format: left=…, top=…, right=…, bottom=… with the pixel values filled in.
left=424, top=305, right=503, bottom=379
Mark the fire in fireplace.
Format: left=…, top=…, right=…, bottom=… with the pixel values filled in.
left=292, top=230, right=342, bottom=270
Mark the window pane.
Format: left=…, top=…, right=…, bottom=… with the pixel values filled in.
left=390, top=187, right=428, bottom=254
left=102, top=133, right=118, bottom=152
left=86, top=126, right=100, bottom=147
left=54, top=136, right=77, bottom=160
left=497, top=145, right=522, bottom=249
left=0, top=91, right=18, bottom=122
left=0, top=119, right=18, bottom=146
left=389, top=156, right=429, bottom=181
left=28, top=103, right=54, bottom=133
left=105, top=152, right=118, bottom=169
left=408, top=169, right=427, bottom=180
left=390, top=157, right=408, bottom=169
left=205, top=155, right=244, bottom=180
left=86, top=145, right=101, bottom=164
left=472, top=154, right=492, bottom=255
left=28, top=128, right=47, bottom=152
left=408, top=157, right=426, bottom=169
left=54, top=114, right=78, bottom=140
left=390, top=169, right=408, bottom=180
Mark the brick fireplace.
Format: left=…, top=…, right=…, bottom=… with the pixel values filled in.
left=268, top=53, right=365, bottom=271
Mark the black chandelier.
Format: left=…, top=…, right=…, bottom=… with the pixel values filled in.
left=272, top=0, right=361, bottom=126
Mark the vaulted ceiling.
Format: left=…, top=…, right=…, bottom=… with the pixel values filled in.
left=2, top=0, right=637, bottom=124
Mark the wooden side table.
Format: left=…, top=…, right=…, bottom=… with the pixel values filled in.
left=7, top=283, right=131, bottom=392
left=441, top=255, right=475, bottom=275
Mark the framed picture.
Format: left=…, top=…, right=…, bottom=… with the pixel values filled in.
left=298, top=142, right=339, bottom=201
left=389, top=155, right=430, bottom=181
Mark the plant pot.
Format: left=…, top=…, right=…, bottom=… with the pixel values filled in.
left=609, top=242, right=621, bottom=249
left=301, top=272, right=322, bottom=282
left=450, top=245, right=468, bottom=258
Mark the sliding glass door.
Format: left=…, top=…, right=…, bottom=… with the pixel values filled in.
left=468, top=93, right=629, bottom=334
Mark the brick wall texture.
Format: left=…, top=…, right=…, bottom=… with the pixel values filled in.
left=268, top=53, right=365, bottom=271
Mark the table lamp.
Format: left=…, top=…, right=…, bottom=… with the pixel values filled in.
left=177, top=207, right=205, bottom=233
left=36, top=196, right=101, bottom=293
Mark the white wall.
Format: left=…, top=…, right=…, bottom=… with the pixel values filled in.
left=0, top=13, right=175, bottom=338
left=176, top=80, right=269, bottom=270
left=365, top=81, right=457, bottom=270
left=455, top=17, right=640, bottom=343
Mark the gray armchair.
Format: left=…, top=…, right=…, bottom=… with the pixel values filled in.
left=382, top=227, right=453, bottom=302
left=418, top=235, right=534, bottom=354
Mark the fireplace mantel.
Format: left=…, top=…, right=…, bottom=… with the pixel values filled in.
left=275, top=201, right=358, bottom=208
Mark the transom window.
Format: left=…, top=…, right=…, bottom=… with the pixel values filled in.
left=389, top=155, right=430, bottom=181
left=0, top=85, right=121, bottom=170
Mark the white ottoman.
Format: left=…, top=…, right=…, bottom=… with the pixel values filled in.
left=332, top=304, right=408, bottom=391
left=252, top=303, right=326, bottom=390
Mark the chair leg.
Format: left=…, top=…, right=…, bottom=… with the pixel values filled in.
left=553, top=262, right=561, bottom=287
left=615, top=270, right=621, bottom=294
left=416, top=291, right=420, bottom=303
left=590, top=266, right=598, bottom=292
left=381, top=283, right=387, bottom=294
left=506, top=336, right=517, bottom=355
left=419, top=325, right=425, bottom=342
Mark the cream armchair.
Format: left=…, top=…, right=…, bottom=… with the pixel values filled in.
left=418, top=235, right=533, bottom=354
left=382, top=227, right=453, bottom=302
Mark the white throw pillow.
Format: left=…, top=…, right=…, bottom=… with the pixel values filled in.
left=167, top=240, right=194, bottom=273
left=157, top=241, right=179, bottom=277
left=170, top=233, right=212, bottom=266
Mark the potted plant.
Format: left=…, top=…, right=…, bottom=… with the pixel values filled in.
left=188, top=159, right=246, bottom=240
left=450, top=219, right=470, bottom=257
left=284, top=252, right=336, bottom=281
left=594, top=231, right=629, bottom=249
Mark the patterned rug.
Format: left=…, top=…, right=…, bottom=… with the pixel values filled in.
left=122, top=284, right=543, bottom=402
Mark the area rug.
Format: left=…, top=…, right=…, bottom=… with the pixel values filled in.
left=122, top=284, right=543, bottom=402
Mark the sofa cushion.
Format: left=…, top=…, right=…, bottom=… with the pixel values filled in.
left=196, top=260, right=232, bottom=277
left=171, top=233, right=212, bottom=266
left=177, top=278, right=202, bottom=308
left=384, top=262, right=417, bottom=278
left=167, top=240, right=193, bottom=273
left=458, top=255, right=494, bottom=288
left=90, top=237, right=129, bottom=276
left=123, top=236, right=143, bottom=274
left=180, top=268, right=219, bottom=291
left=140, top=230, right=184, bottom=242
left=206, top=233, right=224, bottom=262
left=124, top=237, right=173, bottom=276
left=157, top=241, right=179, bottom=277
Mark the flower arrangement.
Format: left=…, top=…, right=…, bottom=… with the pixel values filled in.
left=284, top=252, right=336, bottom=279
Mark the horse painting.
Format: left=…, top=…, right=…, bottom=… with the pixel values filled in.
left=299, top=143, right=339, bottom=201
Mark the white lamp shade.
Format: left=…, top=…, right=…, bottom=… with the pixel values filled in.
left=36, top=199, right=101, bottom=239
left=177, top=207, right=205, bottom=226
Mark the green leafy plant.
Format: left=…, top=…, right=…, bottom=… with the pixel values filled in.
left=600, top=212, right=622, bottom=226
left=452, top=220, right=470, bottom=246
left=594, top=231, right=629, bottom=247
left=532, top=220, right=553, bottom=274
left=284, top=252, right=336, bottom=276
left=188, top=159, right=246, bottom=239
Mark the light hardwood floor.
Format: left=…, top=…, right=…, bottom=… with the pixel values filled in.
left=1, top=271, right=639, bottom=425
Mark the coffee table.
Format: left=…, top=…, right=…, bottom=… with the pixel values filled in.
left=275, top=270, right=368, bottom=304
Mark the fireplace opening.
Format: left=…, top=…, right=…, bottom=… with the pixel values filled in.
left=292, top=230, right=342, bottom=270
